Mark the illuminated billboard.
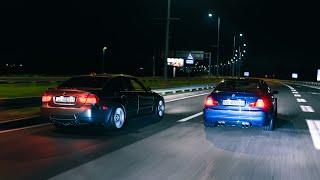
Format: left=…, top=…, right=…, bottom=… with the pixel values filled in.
left=167, top=58, right=184, bottom=67
left=244, top=72, right=250, bottom=77
left=317, top=69, right=320, bottom=81
left=292, top=73, right=298, bottom=79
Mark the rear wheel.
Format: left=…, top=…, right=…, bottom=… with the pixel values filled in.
left=155, top=99, right=165, bottom=119
left=110, top=107, right=126, bottom=129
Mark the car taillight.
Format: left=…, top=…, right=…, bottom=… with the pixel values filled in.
left=205, top=96, right=219, bottom=107
left=42, top=94, right=52, bottom=103
left=78, top=94, right=99, bottom=105
left=250, top=98, right=267, bottom=109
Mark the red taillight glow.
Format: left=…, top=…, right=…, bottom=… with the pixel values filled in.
left=250, top=99, right=266, bottom=108
left=78, top=94, right=99, bottom=105
left=42, top=94, right=52, bottom=103
left=205, top=96, right=219, bottom=107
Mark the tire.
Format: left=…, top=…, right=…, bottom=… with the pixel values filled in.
left=264, top=116, right=275, bottom=131
left=110, top=106, right=126, bottom=129
left=274, top=98, right=278, bottom=119
left=155, top=99, right=165, bottom=119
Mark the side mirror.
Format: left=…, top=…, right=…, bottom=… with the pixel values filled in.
left=146, top=87, right=152, bottom=92
left=272, top=90, right=279, bottom=95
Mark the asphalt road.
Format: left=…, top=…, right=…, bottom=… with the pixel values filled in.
left=1, top=82, right=320, bottom=180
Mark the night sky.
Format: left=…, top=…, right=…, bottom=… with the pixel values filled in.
left=0, top=0, right=319, bottom=80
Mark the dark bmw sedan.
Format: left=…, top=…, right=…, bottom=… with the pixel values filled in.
left=41, top=74, right=165, bottom=129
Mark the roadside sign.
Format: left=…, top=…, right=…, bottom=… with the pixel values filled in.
left=244, top=72, right=250, bottom=77
left=186, top=53, right=194, bottom=64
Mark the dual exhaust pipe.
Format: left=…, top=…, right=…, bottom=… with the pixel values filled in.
left=217, top=121, right=251, bottom=128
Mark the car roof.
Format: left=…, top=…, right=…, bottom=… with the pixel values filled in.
left=72, top=74, right=136, bottom=79
left=222, top=78, right=262, bottom=83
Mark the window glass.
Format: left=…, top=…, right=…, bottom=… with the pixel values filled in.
left=59, top=77, right=110, bottom=88
left=130, top=79, right=145, bottom=91
left=215, top=80, right=259, bottom=92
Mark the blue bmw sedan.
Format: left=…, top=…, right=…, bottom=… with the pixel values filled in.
left=203, top=79, right=278, bottom=131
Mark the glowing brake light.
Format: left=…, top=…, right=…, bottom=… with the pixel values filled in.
left=42, top=94, right=52, bottom=103
left=78, top=94, right=99, bottom=105
left=205, top=96, right=219, bottom=107
left=249, top=99, right=265, bottom=108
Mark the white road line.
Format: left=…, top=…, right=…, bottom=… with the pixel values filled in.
left=292, top=91, right=299, bottom=94
left=300, top=105, right=315, bottom=112
left=0, top=115, right=40, bottom=124
left=177, top=112, right=203, bottom=122
left=166, top=93, right=209, bottom=103
left=294, top=94, right=301, bottom=97
left=306, top=120, right=320, bottom=150
left=297, top=98, right=307, bottom=103
left=0, top=123, right=51, bottom=134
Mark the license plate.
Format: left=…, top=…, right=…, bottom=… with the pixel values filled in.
left=55, top=96, right=76, bottom=103
left=222, top=99, right=245, bottom=106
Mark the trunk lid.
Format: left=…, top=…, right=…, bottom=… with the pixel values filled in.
left=210, top=91, right=262, bottom=111
left=45, top=88, right=101, bottom=108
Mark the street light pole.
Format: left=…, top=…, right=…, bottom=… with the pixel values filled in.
left=163, top=0, right=171, bottom=81
left=216, top=17, right=221, bottom=76
left=102, top=46, right=107, bottom=73
left=232, top=34, right=236, bottom=77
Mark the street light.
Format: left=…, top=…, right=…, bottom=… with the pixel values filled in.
left=102, top=46, right=107, bottom=73
left=240, top=33, right=243, bottom=37
left=208, top=11, right=221, bottom=76
left=163, top=0, right=171, bottom=80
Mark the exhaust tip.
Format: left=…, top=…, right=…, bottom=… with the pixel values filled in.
left=241, top=122, right=251, bottom=128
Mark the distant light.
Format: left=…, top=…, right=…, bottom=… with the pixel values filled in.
left=139, top=67, right=144, bottom=70
left=6, top=64, right=8, bottom=66
left=20, top=64, right=23, bottom=67
left=292, top=73, right=298, bottom=79
left=208, top=13, right=213, bottom=17
left=235, top=54, right=237, bottom=57
left=243, top=50, right=246, bottom=53
left=244, top=72, right=250, bottom=77
left=241, top=54, right=244, bottom=57
left=244, top=43, right=247, bottom=47
left=317, top=69, right=320, bottom=81
left=240, top=33, right=243, bottom=37
left=103, top=46, right=107, bottom=51
left=235, top=50, right=238, bottom=52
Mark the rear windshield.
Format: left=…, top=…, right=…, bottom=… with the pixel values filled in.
left=215, top=80, right=259, bottom=92
left=58, top=77, right=110, bottom=88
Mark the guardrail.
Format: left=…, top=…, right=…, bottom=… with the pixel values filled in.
left=281, top=80, right=320, bottom=87
left=0, top=84, right=215, bottom=110
left=153, top=84, right=214, bottom=95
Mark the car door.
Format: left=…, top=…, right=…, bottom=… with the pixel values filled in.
left=120, top=77, right=139, bottom=118
left=129, top=78, right=154, bottom=116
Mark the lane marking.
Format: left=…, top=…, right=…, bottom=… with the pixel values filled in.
left=297, top=98, right=307, bottom=103
left=166, top=93, right=209, bottom=103
left=0, top=115, right=40, bottom=124
left=294, top=94, right=301, bottom=97
left=306, top=120, right=320, bottom=150
left=177, top=112, right=203, bottom=122
left=292, top=91, right=299, bottom=94
left=0, top=123, right=51, bottom=134
left=300, top=105, right=315, bottom=112
left=0, top=92, right=209, bottom=134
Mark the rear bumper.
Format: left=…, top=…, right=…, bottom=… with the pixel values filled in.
left=41, top=105, right=111, bottom=126
left=203, top=108, right=270, bottom=127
